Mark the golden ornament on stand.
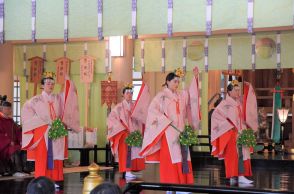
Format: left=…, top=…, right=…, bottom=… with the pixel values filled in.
left=83, top=163, right=104, bottom=194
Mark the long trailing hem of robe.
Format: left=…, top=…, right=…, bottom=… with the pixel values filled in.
left=211, top=88, right=257, bottom=178
left=21, top=79, right=80, bottom=181
left=107, top=100, right=145, bottom=173
left=140, top=76, right=200, bottom=184
left=222, top=129, right=252, bottom=178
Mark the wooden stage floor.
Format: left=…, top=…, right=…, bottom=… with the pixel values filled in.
left=0, top=152, right=294, bottom=194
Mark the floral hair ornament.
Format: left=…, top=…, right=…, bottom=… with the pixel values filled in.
left=123, top=83, right=133, bottom=94
left=42, top=72, right=56, bottom=85
left=43, top=71, right=56, bottom=79
left=123, top=83, right=133, bottom=89
left=231, top=79, right=239, bottom=86
left=174, top=68, right=185, bottom=78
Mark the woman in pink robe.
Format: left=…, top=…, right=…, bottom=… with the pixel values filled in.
left=211, top=80, right=257, bottom=184
left=139, top=68, right=201, bottom=186
left=21, top=74, right=80, bottom=187
left=107, top=85, right=145, bottom=179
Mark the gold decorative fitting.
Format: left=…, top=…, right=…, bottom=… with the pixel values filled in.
left=174, top=68, right=185, bottom=78
left=83, top=163, right=103, bottom=194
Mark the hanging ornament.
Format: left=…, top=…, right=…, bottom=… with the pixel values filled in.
left=80, top=54, right=95, bottom=128
left=255, top=37, right=276, bottom=58
left=187, top=40, right=204, bottom=61
left=101, top=80, right=117, bottom=113
left=28, top=56, right=45, bottom=95
left=55, top=56, right=72, bottom=85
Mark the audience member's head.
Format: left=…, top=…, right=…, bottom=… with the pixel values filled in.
left=1, top=101, right=12, bottom=117
left=26, top=176, right=55, bottom=194
left=90, top=182, right=122, bottom=194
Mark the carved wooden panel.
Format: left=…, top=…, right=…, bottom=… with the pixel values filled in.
left=80, top=55, right=95, bottom=83
left=55, top=57, right=71, bottom=84
left=28, top=56, right=44, bottom=84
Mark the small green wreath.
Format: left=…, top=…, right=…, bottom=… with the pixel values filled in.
left=179, top=125, right=199, bottom=146
left=125, top=130, right=143, bottom=147
left=48, top=118, right=68, bottom=140
left=237, top=128, right=257, bottom=148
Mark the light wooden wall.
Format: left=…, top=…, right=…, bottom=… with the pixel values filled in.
left=112, top=37, right=133, bottom=102
left=208, top=70, right=221, bottom=110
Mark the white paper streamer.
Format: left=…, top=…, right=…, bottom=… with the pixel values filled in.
left=167, top=0, right=173, bottom=37
left=276, top=32, right=281, bottom=71
left=23, top=46, right=27, bottom=77
left=251, top=33, right=256, bottom=70
left=31, top=0, right=36, bottom=42
left=293, top=0, right=294, bottom=28
left=204, top=37, right=209, bottom=72
left=161, top=39, right=165, bottom=73
left=206, top=0, right=213, bottom=36
left=141, top=40, right=145, bottom=73
left=105, top=40, right=109, bottom=73
left=182, top=38, right=187, bottom=72
left=42, top=44, right=46, bottom=72
left=108, top=50, right=112, bottom=72
left=64, top=43, right=67, bottom=57
left=132, top=56, right=135, bottom=69
left=84, top=42, right=88, bottom=56
left=227, top=34, right=232, bottom=72
left=64, top=0, right=69, bottom=42
left=0, top=0, right=4, bottom=44
left=97, top=0, right=103, bottom=40
left=131, top=0, right=137, bottom=39
left=23, top=46, right=29, bottom=99
left=247, top=0, right=254, bottom=33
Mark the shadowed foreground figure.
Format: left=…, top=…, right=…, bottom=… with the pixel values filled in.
left=26, top=176, right=55, bottom=194
left=90, top=182, right=122, bottom=194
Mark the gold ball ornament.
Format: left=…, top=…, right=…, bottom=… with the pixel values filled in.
left=187, top=41, right=204, bottom=61
left=256, top=38, right=276, bottom=59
